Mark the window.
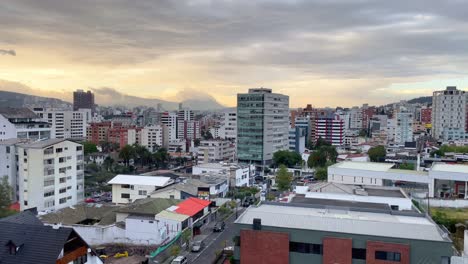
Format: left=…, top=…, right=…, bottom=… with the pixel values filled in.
left=375, top=251, right=401, bottom=261
left=289, top=242, right=322, bottom=254
left=59, top=198, right=67, bottom=204
left=59, top=157, right=65, bottom=163
left=352, top=248, right=366, bottom=260
left=59, top=188, right=66, bottom=194
left=169, top=195, right=175, bottom=199
left=121, top=193, right=130, bottom=198
left=44, top=191, right=54, bottom=197
left=76, top=146, right=83, bottom=151
left=56, top=148, right=63, bottom=153
left=138, top=190, right=147, bottom=196
left=59, top=177, right=66, bottom=183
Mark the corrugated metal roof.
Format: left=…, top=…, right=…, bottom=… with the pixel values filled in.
left=156, top=210, right=190, bottom=222
left=236, top=204, right=450, bottom=242
left=175, top=198, right=211, bottom=217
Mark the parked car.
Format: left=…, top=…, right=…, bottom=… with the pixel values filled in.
left=171, top=256, right=188, bottom=264
left=191, top=240, right=205, bottom=252
left=213, top=221, right=225, bottom=232
left=84, top=198, right=96, bottom=203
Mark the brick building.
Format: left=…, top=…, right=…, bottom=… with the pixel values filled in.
left=233, top=202, right=453, bottom=264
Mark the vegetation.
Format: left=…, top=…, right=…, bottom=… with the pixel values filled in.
left=0, top=176, right=16, bottom=218
left=272, top=150, right=302, bottom=168
left=368, top=145, right=386, bottom=162
left=170, top=245, right=180, bottom=257
left=431, top=144, right=468, bottom=157
left=307, top=145, right=337, bottom=168
left=314, top=167, right=328, bottom=181
left=218, top=204, right=233, bottom=219
left=399, top=163, right=415, bottom=170
left=228, top=187, right=259, bottom=200
left=83, top=141, right=98, bottom=155
left=201, top=130, right=213, bottom=140
left=276, top=165, right=292, bottom=192
left=119, top=145, right=135, bottom=167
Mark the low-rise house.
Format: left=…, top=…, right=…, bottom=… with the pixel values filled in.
left=108, top=175, right=174, bottom=203
left=151, top=175, right=229, bottom=200
left=0, top=211, right=102, bottom=264
left=193, top=163, right=254, bottom=187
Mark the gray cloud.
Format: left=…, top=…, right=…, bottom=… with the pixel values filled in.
left=0, top=49, right=15, bottom=56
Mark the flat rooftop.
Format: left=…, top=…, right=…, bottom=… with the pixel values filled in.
left=432, top=163, right=468, bottom=174
left=108, top=174, right=173, bottom=187
left=291, top=195, right=391, bottom=211
left=236, top=203, right=450, bottom=242
left=330, top=161, right=394, bottom=171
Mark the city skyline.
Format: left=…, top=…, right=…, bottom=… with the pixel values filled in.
left=2, top=0, right=468, bottom=108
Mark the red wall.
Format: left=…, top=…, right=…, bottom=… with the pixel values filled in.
left=240, top=229, right=289, bottom=264
left=366, top=241, right=410, bottom=264
left=323, top=237, right=352, bottom=264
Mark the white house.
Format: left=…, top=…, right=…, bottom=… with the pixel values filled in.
left=0, top=107, right=52, bottom=141
left=108, top=175, right=174, bottom=203
left=192, top=163, right=253, bottom=187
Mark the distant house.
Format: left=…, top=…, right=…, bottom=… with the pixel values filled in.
left=108, top=175, right=174, bottom=204
left=0, top=211, right=102, bottom=264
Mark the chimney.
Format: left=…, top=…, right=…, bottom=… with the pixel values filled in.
left=253, top=218, right=261, bottom=230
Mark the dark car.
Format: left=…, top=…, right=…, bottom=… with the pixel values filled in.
left=213, top=222, right=225, bottom=232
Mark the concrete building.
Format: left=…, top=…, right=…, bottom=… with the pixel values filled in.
left=420, top=106, right=432, bottom=124
left=0, top=139, right=22, bottom=202
left=197, top=140, right=235, bottom=164
left=349, top=106, right=363, bottom=130
left=394, top=111, right=414, bottom=145
left=0, top=107, right=52, bottom=141
left=86, top=121, right=112, bottom=144
left=13, top=139, right=85, bottom=212
left=294, top=116, right=311, bottom=143
left=289, top=127, right=306, bottom=153
left=233, top=202, right=453, bottom=263
left=220, top=111, right=237, bottom=142
left=140, top=124, right=169, bottom=151
left=237, top=88, right=289, bottom=168
left=168, top=139, right=187, bottom=153
left=178, top=120, right=200, bottom=140
left=108, top=174, right=174, bottom=204
left=73, top=89, right=95, bottom=112
left=108, top=126, right=141, bottom=149
left=432, top=86, right=467, bottom=140
left=161, top=112, right=178, bottom=141
left=33, top=108, right=92, bottom=139
left=315, top=109, right=345, bottom=146
left=192, top=163, right=254, bottom=187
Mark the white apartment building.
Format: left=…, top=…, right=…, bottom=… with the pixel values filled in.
left=161, top=112, right=178, bottom=141
left=12, top=139, right=85, bottom=212
left=197, top=140, right=235, bottom=164
left=140, top=124, right=169, bottom=151
left=0, top=107, right=51, bottom=141
left=192, top=163, right=254, bottom=187
left=33, top=108, right=91, bottom=139
left=108, top=175, right=174, bottom=203
left=220, top=112, right=237, bottom=142
left=349, top=106, right=363, bottom=130
left=432, top=86, right=467, bottom=140
left=0, top=139, right=22, bottom=202
left=395, top=111, right=413, bottom=145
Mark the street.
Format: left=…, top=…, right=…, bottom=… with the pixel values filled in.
left=186, top=208, right=243, bottom=264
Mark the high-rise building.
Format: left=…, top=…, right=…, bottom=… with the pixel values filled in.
left=221, top=111, right=237, bottom=142
left=432, top=86, right=467, bottom=140
left=73, top=89, right=95, bottom=112
left=33, top=108, right=91, bottom=140
left=349, top=106, right=363, bottom=130
left=86, top=121, right=112, bottom=144
left=315, top=109, right=345, bottom=146
left=140, top=124, right=169, bottom=151
left=197, top=139, right=235, bottom=164
left=289, top=127, right=306, bottom=153
left=1, top=139, right=85, bottom=212
left=237, top=88, right=289, bottom=167
left=0, top=107, right=51, bottom=141
left=420, top=106, right=432, bottom=124
left=161, top=112, right=178, bottom=141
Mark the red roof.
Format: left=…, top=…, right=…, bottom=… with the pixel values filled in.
left=175, top=197, right=211, bottom=217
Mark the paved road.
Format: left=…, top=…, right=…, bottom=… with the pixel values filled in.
left=187, top=208, right=244, bottom=264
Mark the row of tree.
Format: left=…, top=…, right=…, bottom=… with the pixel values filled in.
left=119, top=144, right=170, bottom=169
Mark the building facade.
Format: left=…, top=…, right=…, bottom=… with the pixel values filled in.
left=315, top=110, right=345, bottom=146
left=33, top=108, right=91, bottom=139
left=161, top=112, right=178, bottom=141
left=0, top=108, right=52, bottom=141
left=237, top=88, right=289, bottom=167
left=432, top=86, right=467, bottom=140
left=140, top=124, right=169, bottom=151
left=73, top=89, right=95, bottom=112
left=197, top=140, right=235, bottom=164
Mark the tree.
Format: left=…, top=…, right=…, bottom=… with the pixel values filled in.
left=103, top=157, right=114, bottom=172
left=321, top=145, right=338, bottom=163
left=170, top=245, right=181, bottom=257
left=307, top=150, right=326, bottom=168
left=83, top=141, right=98, bottom=155
left=0, top=176, right=14, bottom=218
left=314, top=137, right=331, bottom=149
left=358, top=129, right=367, bottom=137
left=273, top=150, right=302, bottom=168
left=119, top=145, right=135, bottom=167
left=154, top=148, right=169, bottom=169
left=276, top=165, right=292, bottom=192
left=315, top=167, right=328, bottom=181
left=176, top=146, right=182, bottom=153
left=368, top=145, right=386, bottom=162
left=194, top=139, right=201, bottom=147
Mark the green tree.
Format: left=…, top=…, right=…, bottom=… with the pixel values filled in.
left=103, top=157, right=114, bottom=172
left=321, top=145, right=338, bottom=163
left=154, top=148, right=169, bottom=169
left=0, top=176, right=15, bottom=218
left=276, top=165, right=292, bottom=192
left=368, top=145, right=386, bottom=162
left=314, top=137, right=331, bottom=149
left=170, top=245, right=181, bottom=256
left=119, top=145, right=135, bottom=167
left=399, top=163, right=415, bottom=170
left=315, top=167, right=328, bottom=181
left=307, top=150, right=326, bottom=168
left=194, top=139, right=201, bottom=147
left=83, top=141, right=98, bottom=155
left=273, top=150, right=302, bottom=167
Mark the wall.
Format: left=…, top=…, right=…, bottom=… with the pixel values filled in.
left=125, top=217, right=163, bottom=245
left=0, top=115, right=16, bottom=140
left=240, top=229, right=289, bottom=264
left=71, top=224, right=126, bottom=245
left=112, top=183, right=156, bottom=204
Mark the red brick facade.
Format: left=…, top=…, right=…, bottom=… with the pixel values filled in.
left=240, top=230, right=289, bottom=264
left=366, top=241, right=410, bottom=264
left=323, top=237, right=352, bottom=264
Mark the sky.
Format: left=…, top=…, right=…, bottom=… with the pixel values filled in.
left=1, top=0, right=468, bottom=108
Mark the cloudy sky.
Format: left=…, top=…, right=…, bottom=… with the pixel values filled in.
left=1, top=0, right=468, bottom=108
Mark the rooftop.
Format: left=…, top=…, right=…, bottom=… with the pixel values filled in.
left=236, top=203, right=450, bottom=242
left=17, top=138, right=69, bottom=149
left=156, top=210, right=190, bottom=222
left=174, top=197, right=211, bottom=217
left=40, top=203, right=119, bottom=226
left=432, top=163, right=468, bottom=174
left=330, top=161, right=394, bottom=171
left=116, top=198, right=180, bottom=216
left=291, top=195, right=390, bottom=211
left=0, top=107, right=38, bottom=119
left=108, top=174, right=174, bottom=187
